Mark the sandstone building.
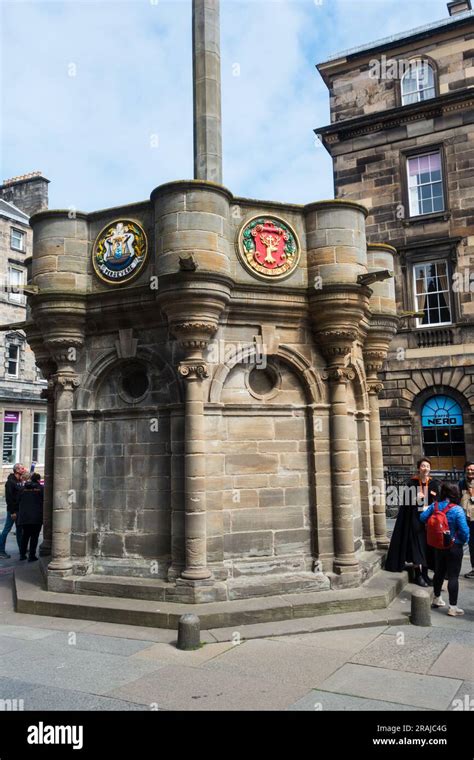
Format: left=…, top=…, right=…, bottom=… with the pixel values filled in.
left=0, top=173, right=49, bottom=484
left=316, top=0, right=474, bottom=474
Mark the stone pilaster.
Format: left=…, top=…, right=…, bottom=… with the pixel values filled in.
left=39, top=383, right=55, bottom=556
left=322, top=362, right=360, bottom=575
left=47, top=364, right=80, bottom=574
left=171, top=320, right=217, bottom=581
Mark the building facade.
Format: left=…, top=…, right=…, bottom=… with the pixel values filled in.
left=0, top=173, right=49, bottom=483
left=316, top=0, right=474, bottom=474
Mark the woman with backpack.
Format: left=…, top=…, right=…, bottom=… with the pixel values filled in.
left=420, top=481, right=470, bottom=616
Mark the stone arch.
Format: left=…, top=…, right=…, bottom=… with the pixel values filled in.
left=208, top=342, right=325, bottom=404
left=76, top=347, right=181, bottom=410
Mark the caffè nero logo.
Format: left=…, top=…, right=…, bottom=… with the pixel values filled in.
left=92, top=219, right=148, bottom=285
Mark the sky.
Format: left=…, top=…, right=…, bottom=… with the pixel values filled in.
left=1, top=0, right=451, bottom=212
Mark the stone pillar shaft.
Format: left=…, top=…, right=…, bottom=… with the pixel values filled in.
left=39, top=388, right=55, bottom=556
left=328, top=371, right=359, bottom=572
left=368, top=385, right=389, bottom=549
left=180, top=365, right=211, bottom=580
left=193, top=0, right=223, bottom=183
left=48, top=372, right=78, bottom=573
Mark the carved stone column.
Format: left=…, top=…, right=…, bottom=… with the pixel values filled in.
left=322, top=358, right=359, bottom=575
left=39, top=382, right=56, bottom=556
left=363, top=327, right=397, bottom=550
left=172, top=321, right=217, bottom=581
left=47, top=363, right=80, bottom=574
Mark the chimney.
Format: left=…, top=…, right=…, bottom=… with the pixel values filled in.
left=0, top=171, right=49, bottom=218
left=447, top=0, right=472, bottom=16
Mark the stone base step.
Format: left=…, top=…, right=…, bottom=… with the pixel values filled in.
left=13, top=562, right=407, bottom=630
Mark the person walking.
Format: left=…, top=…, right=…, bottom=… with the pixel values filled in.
left=385, top=457, right=440, bottom=586
left=0, top=463, right=25, bottom=559
left=420, top=481, right=470, bottom=616
left=17, top=472, right=43, bottom=562
left=458, top=461, right=474, bottom=580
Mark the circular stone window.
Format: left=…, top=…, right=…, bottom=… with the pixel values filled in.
left=246, top=365, right=280, bottom=400
left=120, top=364, right=150, bottom=402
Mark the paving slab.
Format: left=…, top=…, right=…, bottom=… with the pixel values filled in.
left=18, top=685, right=149, bottom=711
left=288, top=689, right=430, bottom=711
left=33, top=631, right=157, bottom=657
left=0, top=676, right=41, bottom=701
left=448, top=680, right=474, bottom=711
left=318, top=663, right=462, bottom=710
left=0, top=636, right=23, bottom=654
left=203, top=638, right=350, bottom=688
left=427, top=626, right=474, bottom=647
left=383, top=625, right=431, bottom=639
left=428, top=643, right=474, bottom=681
left=0, top=624, right=63, bottom=641
left=271, top=626, right=388, bottom=656
left=107, top=663, right=309, bottom=711
left=132, top=641, right=235, bottom=665
left=0, top=646, right=166, bottom=695
left=0, top=611, right=97, bottom=632
left=350, top=634, right=448, bottom=675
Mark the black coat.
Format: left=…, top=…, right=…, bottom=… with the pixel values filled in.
left=385, top=477, right=440, bottom=572
left=4, top=473, right=22, bottom=514
left=17, top=482, right=44, bottom=526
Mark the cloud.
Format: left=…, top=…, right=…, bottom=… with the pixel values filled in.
left=0, top=0, right=452, bottom=210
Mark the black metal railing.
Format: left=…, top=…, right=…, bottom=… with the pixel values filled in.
left=384, top=469, right=463, bottom=487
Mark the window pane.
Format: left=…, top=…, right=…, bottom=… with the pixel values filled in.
left=3, top=411, right=20, bottom=465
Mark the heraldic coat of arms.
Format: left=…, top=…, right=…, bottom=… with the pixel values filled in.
left=238, top=216, right=300, bottom=279
left=93, top=219, right=148, bottom=284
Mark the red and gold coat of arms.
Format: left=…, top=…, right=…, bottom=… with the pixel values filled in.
left=238, top=216, right=300, bottom=279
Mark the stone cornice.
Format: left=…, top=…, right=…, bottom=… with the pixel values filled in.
left=316, top=90, right=474, bottom=146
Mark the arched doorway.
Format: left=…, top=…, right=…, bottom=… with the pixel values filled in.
left=421, top=395, right=465, bottom=470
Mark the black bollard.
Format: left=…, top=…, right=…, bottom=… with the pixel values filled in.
left=177, top=613, right=201, bottom=650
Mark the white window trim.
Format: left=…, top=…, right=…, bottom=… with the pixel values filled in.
left=413, top=261, right=452, bottom=328
left=6, top=343, right=20, bottom=377
left=401, top=60, right=436, bottom=106
left=32, top=412, right=47, bottom=466
left=10, top=228, right=26, bottom=253
left=7, top=265, right=25, bottom=305
left=2, top=411, right=21, bottom=466
left=407, top=150, right=445, bottom=218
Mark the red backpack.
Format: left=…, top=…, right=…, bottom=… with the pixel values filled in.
left=426, top=502, right=456, bottom=549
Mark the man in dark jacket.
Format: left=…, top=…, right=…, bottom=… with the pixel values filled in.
left=0, top=463, right=25, bottom=558
left=17, top=473, right=43, bottom=562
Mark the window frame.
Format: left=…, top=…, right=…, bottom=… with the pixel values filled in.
left=7, top=265, right=25, bottom=305
left=401, top=144, right=449, bottom=222
left=2, top=411, right=21, bottom=466
left=6, top=343, right=20, bottom=377
left=412, top=259, right=453, bottom=328
left=10, top=227, right=26, bottom=253
left=32, top=411, right=47, bottom=465
left=400, top=58, right=437, bottom=107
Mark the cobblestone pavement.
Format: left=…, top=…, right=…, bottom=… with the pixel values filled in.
left=0, top=523, right=472, bottom=711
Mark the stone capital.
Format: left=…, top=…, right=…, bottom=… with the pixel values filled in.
left=178, top=361, right=209, bottom=381
left=367, top=380, right=384, bottom=396
left=317, top=329, right=358, bottom=362
left=171, top=321, right=217, bottom=351
left=50, top=371, right=81, bottom=393
left=322, top=366, right=356, bottom=384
